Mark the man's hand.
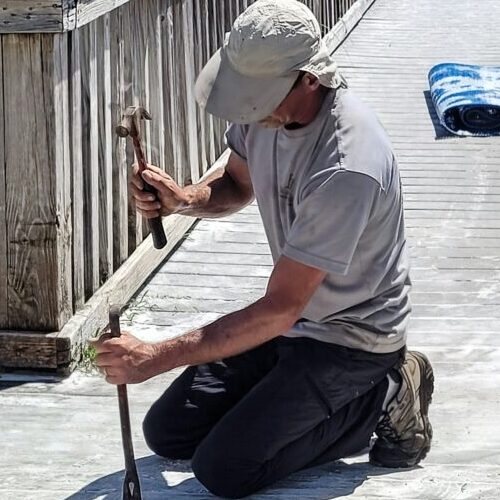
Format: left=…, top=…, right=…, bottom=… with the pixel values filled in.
left=91, top=331, right=161, bottom=385
left=131, top=164, right=189, bottom=219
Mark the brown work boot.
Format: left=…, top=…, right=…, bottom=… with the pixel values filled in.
left=369, top=351, right=434, bottom=468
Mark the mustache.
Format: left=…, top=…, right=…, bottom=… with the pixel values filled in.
left=258, top=117, right=285, bottom=129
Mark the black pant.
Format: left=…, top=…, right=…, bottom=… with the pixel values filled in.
left=143, top=337, right=404, bottom=498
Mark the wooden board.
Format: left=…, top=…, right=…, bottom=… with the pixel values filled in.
left=0, top=1, right=134, bottom=33
left=51, top=33, right=73, bottom=328
left=69, top=27, right=85, bottom=310
left=2, top=34, right=72, bottom=330
left=0, top=40, right=6, bottom=326
left=97, top=14, right=113, bottom=283
left=76, top=0, right=130, bottom=28
left=0, top=331, right=69, bottom=369
left=109, top=6, right=129, bottom=269
left=0, top=1, right=65, bottom=33
left=81, top=22, right=100, bottom=297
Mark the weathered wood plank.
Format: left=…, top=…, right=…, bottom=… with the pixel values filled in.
left=2, top=34, right=72, bottom=330
left=82, top=22, right=100, bottom=297
left=162, top=0, right=187, bottom=183
left=157, top=1, right=175, bottom=178
left=0, top=40, right=7, bottom=327
left=0, top=331, right=68, bottom=369
left=51, top=33, right=73, bottom=327
left=76, top=0, right=130, bottom=28
left=149, top=272, right=269, bottom=289
left=0, top=1, right=64, bottom=33
left=128, top=0, right=146, bottom=245
left=97, top=14, right=113, bottom=282
left=109, top=7, right=128, bottom=268
left=193, top=0, right=207, bottom=170
left=159, top=261, right=272, bottom=278
left=69, top=28, right=85, bottom=310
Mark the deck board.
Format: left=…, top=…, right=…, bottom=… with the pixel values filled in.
left=1, top=0, right=500, bottom=498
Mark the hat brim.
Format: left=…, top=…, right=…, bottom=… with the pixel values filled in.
left=195, top=48, right=298, bottom=124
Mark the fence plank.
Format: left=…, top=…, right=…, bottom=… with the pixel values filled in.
left=158, top=0, right=179, bottom=177
left=192, top=0, right=206, bottom=172
left=51, top=34, right=73, bottom=328
left=97, top=15, right=113, bottom=282
left=129, top=0, right=146, bottom=245
left=82, top=23, right=100, bottom=297
left=163, top=1, right=187, bottom=183
left=109, top=8, right=128, bottom=269
left=154, top=0, right=166, bottom=169
left=70, top=29, right=85, bottom=310
left=0, top=40, right=7, bottom=326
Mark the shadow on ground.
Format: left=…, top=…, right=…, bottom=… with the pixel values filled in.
left=63, top=454, right=410, bottom=500
left=423, top=90, right=455, bottom=140
left=0, top=372, right=63, bottom=391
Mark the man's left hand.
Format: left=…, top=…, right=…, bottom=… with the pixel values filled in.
left=91, top=332, right=159, bottom=385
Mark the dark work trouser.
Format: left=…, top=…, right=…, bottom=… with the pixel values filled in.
left=143, top=337, right=404, bottom=498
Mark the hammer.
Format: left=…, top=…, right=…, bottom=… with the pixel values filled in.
left=116, top=106, right=168, bottom=250
left=109, top=305, right=143, bottom=500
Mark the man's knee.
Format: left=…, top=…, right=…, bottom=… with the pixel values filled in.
left=142, top=403, right=193, bottom=460
left=192, top=441, right=259, bottom=499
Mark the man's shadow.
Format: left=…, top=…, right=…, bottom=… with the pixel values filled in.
left=64, top=452, right=414, bottom=499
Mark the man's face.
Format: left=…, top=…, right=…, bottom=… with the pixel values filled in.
left=258, top=73, right=320, bottom=129
left=258, top=83, right=301, bottom=129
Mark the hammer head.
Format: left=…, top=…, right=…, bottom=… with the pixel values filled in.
left=116, top=106, right=152, bottom=138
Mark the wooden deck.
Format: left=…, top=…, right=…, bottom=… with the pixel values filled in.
left=1, top=0, right=500, bottom=498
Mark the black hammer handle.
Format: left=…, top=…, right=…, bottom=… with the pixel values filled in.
left=109, top=306, right=143, bottom=500
left=132, top=139, right=168, bottom=250
left=141, top=181, right=168, bottom=250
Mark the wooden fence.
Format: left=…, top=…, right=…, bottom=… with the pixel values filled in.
left=0, top=0, right=361, bottom=370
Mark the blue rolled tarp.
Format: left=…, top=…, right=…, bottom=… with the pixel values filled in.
left=428, top=63, right=500, bottom=136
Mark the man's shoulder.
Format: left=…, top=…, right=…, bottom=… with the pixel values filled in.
left=332, top=88, right=395, bottom=188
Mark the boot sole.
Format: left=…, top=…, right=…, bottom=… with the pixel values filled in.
left=411, top=351, right=434, bottom=464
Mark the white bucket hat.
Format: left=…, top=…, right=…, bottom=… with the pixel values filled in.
left=194, top=0, right=344, bottom=124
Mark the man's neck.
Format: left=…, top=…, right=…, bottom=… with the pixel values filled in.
left=285, top=86, right=330, bottom=130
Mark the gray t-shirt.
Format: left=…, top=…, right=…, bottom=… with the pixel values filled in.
left=225, top=88, right=410, bottom=353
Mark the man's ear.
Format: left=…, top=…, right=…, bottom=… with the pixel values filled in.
left=304, top=72, right=321, bottom=91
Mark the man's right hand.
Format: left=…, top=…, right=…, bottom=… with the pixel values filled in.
left=130, top=164, right=189, bottom=219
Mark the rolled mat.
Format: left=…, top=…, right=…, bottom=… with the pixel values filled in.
left=428, top=63, right=500, bottom=136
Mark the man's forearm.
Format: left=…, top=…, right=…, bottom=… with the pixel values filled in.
left=177, top=166, right=252, bottom=218
left=148, top=297, right=296, bottom=376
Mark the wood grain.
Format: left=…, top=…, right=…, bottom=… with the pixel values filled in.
left=97, top=14, right=113, bottom=283
left=51, top=33, right=73, bottom=328
left=76, top=0, right=130, bottom=28
left=0, top=331, right=62, bottom=369
left=2, top=34, right=72, bottom=330
left=109, top=7, right=129, bottom=268
left=81, top=22, right=100, bottom=297
left=69, top=28, right=85, bottom=310
left=0, top=40, right=7, bottom=326
left=0, top=1, right=64, bottom=33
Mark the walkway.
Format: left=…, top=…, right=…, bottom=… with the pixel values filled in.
left=1, top=0, right=500, bottom=498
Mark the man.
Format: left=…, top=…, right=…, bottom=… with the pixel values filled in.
left=94, top=0, right=434, bottom=497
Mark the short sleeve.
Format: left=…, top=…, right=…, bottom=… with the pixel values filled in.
left=283, top=171, right=380, bottom=275
left=225, top=123, right=248, bottom=161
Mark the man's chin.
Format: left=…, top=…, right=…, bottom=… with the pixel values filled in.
left=259, top=119, right=285, bottom=129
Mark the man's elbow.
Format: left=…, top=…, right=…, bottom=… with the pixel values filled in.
left=263, top=295, right=304, bottom=333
